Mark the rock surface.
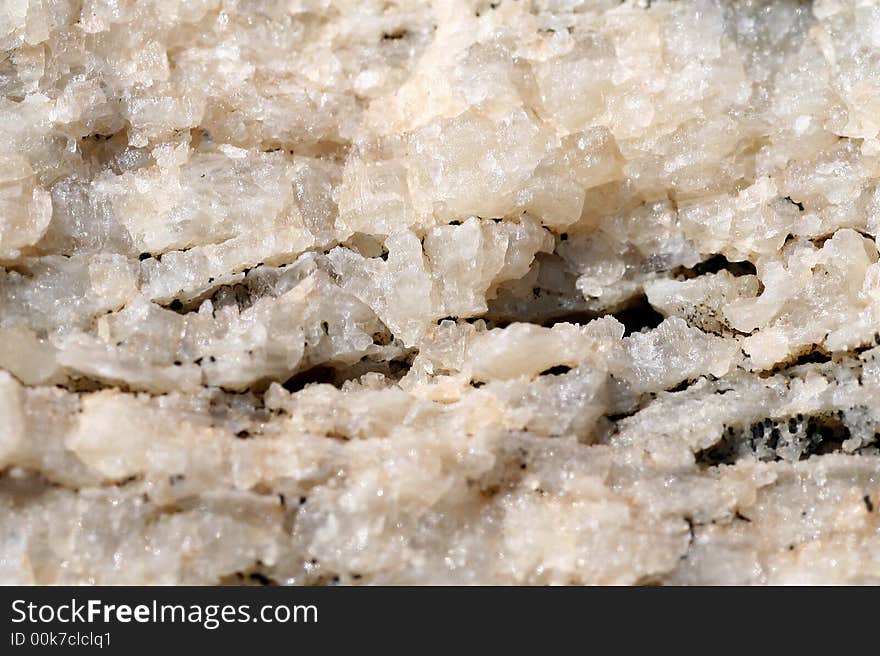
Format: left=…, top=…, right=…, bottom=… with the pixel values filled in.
left=3, top=0, right=880, bottom=584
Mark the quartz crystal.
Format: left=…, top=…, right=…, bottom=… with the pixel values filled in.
left=4, top=0, right=880, bottom=585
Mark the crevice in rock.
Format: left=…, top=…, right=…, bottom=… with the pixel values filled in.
left=382, top=29, right=408, bottom=40
left=48, top=374, right=182, bottom=398
left=539, top=365, right=572, bottom=376
left=610, top=293, right=665, bottom=335
left=485, top=252, right=597, bottom=326
left=281, top=354, right=414, bottom=394
left=281, top=365, right=339, bottom=392
left=0, top=469, right=60, bottom=501
left=493, top=288, right=664, bottom=335
left=159, top=270, right=274, bottom=315
left=150, top=247, right=337, bottom=314
left=807, top=229, right=877, bottom=249
left=695, top=411, right=864, bottom=467
left=78, top=127, right=139, bottom=173
left=673, top=254, right=757, bottom=280
left=220, top=564, right=279, bottom=586
left=53, top=376, right=123, bottom=395
left=763, top=347, right=832, bottom=376
left=784, top=196, right=805, bottom=212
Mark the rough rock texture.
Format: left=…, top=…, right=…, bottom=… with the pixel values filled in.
left=4, top=0, right=880, bottom=585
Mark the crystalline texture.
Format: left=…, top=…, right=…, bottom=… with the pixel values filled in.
left=5, top=0, right=880, bottom=585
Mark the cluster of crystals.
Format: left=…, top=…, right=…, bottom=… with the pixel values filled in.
left=4, top=0, right=880, bottom=584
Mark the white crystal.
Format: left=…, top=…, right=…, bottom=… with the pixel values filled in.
left=5, top=0, right=880, bottom=585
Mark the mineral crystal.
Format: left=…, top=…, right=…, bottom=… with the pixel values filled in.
left=3, top=0, right=880, bottom=584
